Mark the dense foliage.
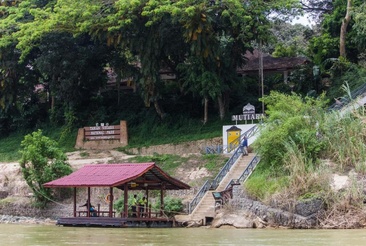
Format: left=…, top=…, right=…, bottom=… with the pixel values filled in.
left=247, top=90, right=366, bottom=210
left=0, top=0, right=365, bottom=137
left=153, top=196, right=184, bottom=217
left=0, top=0, right=304, bottom=134
left=19, top=130, right=73, bottom=206
left=254, top=91, right=327, bottom=171
left=114, top=194, right=183, bottom=218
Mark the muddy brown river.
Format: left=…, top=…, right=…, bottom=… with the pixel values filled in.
left=1, top=224, right=366, bottom=245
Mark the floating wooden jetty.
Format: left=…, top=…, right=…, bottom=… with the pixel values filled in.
left=44, top=163, right=190, bottom=228
left=57, top=217, right=175, bottom=228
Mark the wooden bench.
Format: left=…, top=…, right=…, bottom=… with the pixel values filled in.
left=77, top=210, right=116, bottom=217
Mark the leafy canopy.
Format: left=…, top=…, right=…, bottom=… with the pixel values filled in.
left=254, top=91, right=328, bottom=171
left=19, top=129, right=72, bottom=207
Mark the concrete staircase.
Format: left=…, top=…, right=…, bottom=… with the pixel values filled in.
left=176, top=153, right=255, bottom=225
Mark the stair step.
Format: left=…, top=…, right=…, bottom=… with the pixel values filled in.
left=187, top=153, right=257, bottom=223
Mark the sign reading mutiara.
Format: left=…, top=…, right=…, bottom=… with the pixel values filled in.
left=232, top=103, right=264, bottom=122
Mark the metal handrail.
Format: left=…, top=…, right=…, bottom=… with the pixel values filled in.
left=188, top=180, right=211, bottom=214
left=209, top=125, right=258, bottom=189
left=210, top=147, right=242, bottom=190
left=205, top=145, right=224, bottom=154
left=225, top=155, right=261, bottom=190
left=204, top=125, right=259, bottom=154
left=188, top=125, right=259, bottom=214
left=328, top=82, right=366, bottom=111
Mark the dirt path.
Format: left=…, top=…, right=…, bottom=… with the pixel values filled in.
left=0, top=150, right=136, bottom=198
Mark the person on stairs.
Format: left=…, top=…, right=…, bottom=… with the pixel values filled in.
left=241, top=136, right=248, bottom=156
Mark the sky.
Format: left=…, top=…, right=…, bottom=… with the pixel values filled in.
left=291, top=14, right=316, bottom=27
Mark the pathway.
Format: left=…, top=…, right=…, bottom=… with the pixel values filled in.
left=176, top=153, right=255, bottom=225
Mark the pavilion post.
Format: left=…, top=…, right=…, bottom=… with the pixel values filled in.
left=109, top=187, right=113, bottom=217
left=73, top=187, right=76, bottom=217
left=160, top=183, right=165, bottom=216
left=87, top=187, right=91, bottom=217
left=123, top=183, right=128, bottom=218
left=146, top=187, right=149, bottom=218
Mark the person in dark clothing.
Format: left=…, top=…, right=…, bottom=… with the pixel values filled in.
left=241, top=136, right=248, bottom=156
left=131, top=194, right=138, bottom=217
left=80, top=199, right=97, bottom=217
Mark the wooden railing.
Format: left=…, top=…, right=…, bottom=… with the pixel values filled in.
left=77, top=204, right=166, bottom=219
left=213, top=187, right=233, bottom=211
left=77, top=210, right=116, bottom=217
left=119, top=205, right=165, bottom=218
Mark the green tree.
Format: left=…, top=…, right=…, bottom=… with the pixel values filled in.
left=353, top=2, right=366, bottom=50
left=32, top=32, right=109, bottom=125
left=19, top=129, right=72, bottom=207
left=0, top=45, right=43, bottom=135
left=270, top=21, right=312, bottom=57
left=254, top=91, right=327, bottom=170
left=153, top=196, right=183, bottom=217
left=307, top=0, right=364, bottom=64
left=0, top=0, right=305, bottom=125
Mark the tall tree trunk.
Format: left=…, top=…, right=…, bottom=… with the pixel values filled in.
left=51, top=96, right=55, bottom=111
left=203, top=97, right=208, bottom=125
left=116, top=69, right=121, bottom=106
left=217, top=94, right=225, bottom=120
left=153, top=100, right=165, bottom=120
left=259, top=40, right=264, bottom=114
left=51, top=74, right=56, bottom=111
left=340, top=0, right=352, bottom=58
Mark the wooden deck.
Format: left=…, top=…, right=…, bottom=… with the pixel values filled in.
left=57, top=216, right=176, bottom=228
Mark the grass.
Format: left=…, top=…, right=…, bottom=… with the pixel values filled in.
left=126, top=154, right=188, bottom=175
left=0, top=132, right=26, bottom=162
left=126, top=117, right=226, bottom=148
left=245, top=169, right=289, bottom=201
left=0, top=118, right=226, bottom=162
left=203, top=154, right=228, bottom=172
left=0, top=127, right=78, bottom=162
left=126, top=153, right=227, bottom=174
left=245, top=93, right=366, bottom=210
left=80, top=152, right=90, bottom=158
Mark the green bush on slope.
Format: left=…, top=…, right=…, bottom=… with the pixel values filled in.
left=246, top=90, right=366, bottom=208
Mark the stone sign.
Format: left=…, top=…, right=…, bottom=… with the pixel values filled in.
left=75, top=120, right=128, bottom=150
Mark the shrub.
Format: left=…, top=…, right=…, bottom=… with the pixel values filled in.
left=19, top=129, right=72, bottom=207
left=254, top=91, right=327, bottom=171
left=153, top=196, right=184, bottom=217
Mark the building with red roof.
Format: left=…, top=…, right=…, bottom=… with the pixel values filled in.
left=43, top=162, right=190, bottom=227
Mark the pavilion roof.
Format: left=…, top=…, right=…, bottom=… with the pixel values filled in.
left=43, top=163, right=190, bottom=190
left=237, top=50, right=309, bottom=74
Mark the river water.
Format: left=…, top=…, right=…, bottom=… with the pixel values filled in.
left=1, top=224, right=366, bottom=245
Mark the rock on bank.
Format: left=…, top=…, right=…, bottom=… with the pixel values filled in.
left=210, top=186, right=323, bottom=229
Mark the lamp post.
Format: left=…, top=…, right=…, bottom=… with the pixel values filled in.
left=313, top=65, right=320, bottom=92
left=259, top=40, right=264, bottom=114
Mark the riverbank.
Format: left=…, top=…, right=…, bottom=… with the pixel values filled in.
left=0, top=215, right=56, bottom=225
left=1, top=147, right=366, bottom=229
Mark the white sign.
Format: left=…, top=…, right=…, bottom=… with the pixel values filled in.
left=232, top=103, right=264, bottom=123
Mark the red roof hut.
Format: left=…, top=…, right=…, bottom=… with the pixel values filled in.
left=44, top=163, right=190, bottom=227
